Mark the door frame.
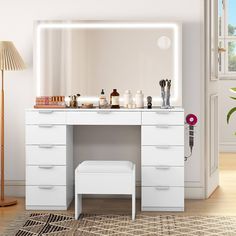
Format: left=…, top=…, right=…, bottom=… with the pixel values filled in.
left=204, top=0, right=220, bottom=198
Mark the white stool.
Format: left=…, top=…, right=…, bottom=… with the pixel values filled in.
left=75, top=161, right=136, bottom=220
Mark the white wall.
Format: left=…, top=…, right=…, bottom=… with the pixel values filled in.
left=219, top=80, right=236, bottom=152
left=0, top=0, right=204, bottom=198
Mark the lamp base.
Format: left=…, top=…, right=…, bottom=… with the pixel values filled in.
left=0, top=198, right=17, bottom=207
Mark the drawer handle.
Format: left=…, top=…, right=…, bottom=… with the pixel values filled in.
left=155, top=111, right=170, bottom=114
left=155, top=125, right=169, bottom=128
left=155, top=145, right=170, bottom=149
left=38, top=110, right=54, bottom=114
left=155, top=166, right=170, bottom=170
left=38, top=144, right=54, bottom=148
left=38, top=165, right=54, bottom=169
left=38, top=186, right=54, bottom=190
left=38, top=124, right=54, bottom=128
left=96, top=111, right=111, bottom=114
left=155, top=186, right=170, bottom=190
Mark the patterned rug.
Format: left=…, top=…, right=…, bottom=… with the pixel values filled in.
left=2, top=213, right=236, bottom=236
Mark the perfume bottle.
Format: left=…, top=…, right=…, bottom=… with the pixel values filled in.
left=110, top=89, right=120, bottom=109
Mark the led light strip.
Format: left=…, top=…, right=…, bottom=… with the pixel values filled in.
left=36, top=22, right=180, bottom=103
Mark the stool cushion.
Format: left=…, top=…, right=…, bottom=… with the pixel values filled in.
left=76, top=161, right=134, bottom=173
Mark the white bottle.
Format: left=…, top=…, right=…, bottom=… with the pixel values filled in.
left=135, top=90, right=144, bottom=108
left=123, top=90, right=133, bottom=108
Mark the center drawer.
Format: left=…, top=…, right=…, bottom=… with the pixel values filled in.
left=67, top=111, right=141, bottom=125
left=26, top=166, right=66, bottom=185
left=25, top=125, right=66, bottom=145
left=141, top=125, right=184, bottom=145
left=142, top=166, right=184, bottom=186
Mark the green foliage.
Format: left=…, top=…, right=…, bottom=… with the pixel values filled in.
left=228, top=24, right=236, bottom=71
left=228, top=24, right=236, bottom=36
left=227, top=88, right=236, bottom=130
left=230, top=87, right=236, bottom=93
left=227, top=107, right=236, bottom=124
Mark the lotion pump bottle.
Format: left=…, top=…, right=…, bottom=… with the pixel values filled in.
left=99, top=89, right=107, bottom=108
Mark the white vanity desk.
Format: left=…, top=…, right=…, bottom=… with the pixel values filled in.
left=25, top=108, right=184, bottom=211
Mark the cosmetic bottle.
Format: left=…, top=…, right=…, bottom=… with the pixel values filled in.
left=99, top=89, right=107, bottom=108
left=110, top=89, right=120, bottom=109
left=135, top=90, right=144, bottom=108
left=123, top=90, right=133, bottom=108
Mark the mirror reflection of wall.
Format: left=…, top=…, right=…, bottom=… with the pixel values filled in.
left=36, top=22, right=182, bottom=106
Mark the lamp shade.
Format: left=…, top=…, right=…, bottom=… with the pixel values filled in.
left=0, top=41, right=26, bottom=71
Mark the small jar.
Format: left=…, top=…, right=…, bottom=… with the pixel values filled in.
left=135, top=90, right=144, bottom=108
left=123, top=90, right=133, bottom=108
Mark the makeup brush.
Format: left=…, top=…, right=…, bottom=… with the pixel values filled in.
left=166, top=79, right=171, bottom=108
left=159, top=79, right=166, bottom=108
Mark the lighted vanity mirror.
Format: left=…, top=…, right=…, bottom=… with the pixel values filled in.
left=35, top=21, right=182, bottom=106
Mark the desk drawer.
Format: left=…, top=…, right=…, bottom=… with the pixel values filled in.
left=142, top=167, right=184, bottom=186
left=26, top=186, right=66, bottom=206
left=142, top=186, right=184, bottom=208
left=141, top=146, right=184, bottom=166
left=26, top=145, right=66, bottom=165
left=142, top=111, right=184, bottom=125
left=141, top=125, right=184, bottom=145
left=67, top=111, right=141, bottom=125
left=26, top=125, right=66, bottom=144
left=26, top=166, right=66, bottom=185
left=26, top=111, right=66, bottom=125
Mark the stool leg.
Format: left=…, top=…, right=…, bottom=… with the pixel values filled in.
left=132, top=192, right=135, bottom=221
left=132, top=165, right=136, bottom=221
left=75, top=194, right=82, bottom=220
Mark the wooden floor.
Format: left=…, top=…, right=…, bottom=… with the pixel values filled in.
left=1, top=153, right=236, bottom=232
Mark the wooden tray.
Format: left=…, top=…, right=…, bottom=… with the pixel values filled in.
left=34, top=105, right=66, bottom=109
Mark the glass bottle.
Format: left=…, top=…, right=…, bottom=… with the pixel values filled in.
left=110, top=89, right=120, bottom=109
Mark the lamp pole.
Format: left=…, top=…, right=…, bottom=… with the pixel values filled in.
left=0, top=69, right=17, bottom=206
left=1, top=69, right=4, bottom=202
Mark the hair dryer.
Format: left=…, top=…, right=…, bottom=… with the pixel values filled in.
left=185, top=114, right=198, bottom=161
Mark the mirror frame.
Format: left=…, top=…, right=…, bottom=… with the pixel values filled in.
left=34, top=21, right=182, bottom=106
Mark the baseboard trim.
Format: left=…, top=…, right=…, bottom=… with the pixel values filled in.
left=220, top=142, right=236, bottom=152
left=5, top=180, right=25, bottom=197
left=184, top=187, right=205, bottom=199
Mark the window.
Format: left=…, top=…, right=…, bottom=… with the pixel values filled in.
left=218, top=0, right=236, bottom=77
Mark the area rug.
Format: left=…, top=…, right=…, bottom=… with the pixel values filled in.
left=2, top=213, right=236, bottom=236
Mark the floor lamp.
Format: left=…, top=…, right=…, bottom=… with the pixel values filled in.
left=0, top=41, right=26, bottom=207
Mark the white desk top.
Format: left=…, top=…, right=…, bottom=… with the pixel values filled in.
left=26, top=107, right=184, bottom=112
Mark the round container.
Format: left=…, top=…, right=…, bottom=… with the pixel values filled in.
left=123, top=90, right=133, bottom=108
left=135, top=90, right=144, bottom=108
